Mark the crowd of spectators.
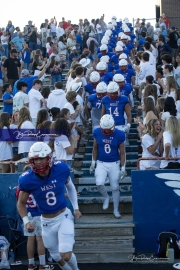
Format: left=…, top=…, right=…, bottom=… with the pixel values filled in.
left=0, top=13, right=180, bottom=172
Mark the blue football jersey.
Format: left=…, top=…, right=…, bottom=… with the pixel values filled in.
left=26, top=194, right=40, bottom=217
left=115, top=69, right=135, bottom=84
left=84, top=83, right=96, bottom=95
left=120, top=83, right=133, bottom=97
left=102, top=95, right=129, bottom=125
left=99, top=72, right=113, bottom=85
left=88, top=93, right=103, bottom=109
left=98, top=52, right=114, bottom=59
left=93, top=128, right=125, bottom=162
left=19, top=162, right=70, bottom=214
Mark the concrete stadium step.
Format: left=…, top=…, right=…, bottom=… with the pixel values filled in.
left=78, top=185, right=131, bottom=195
left=81, top=160, right=137, bottom=168
left=78, top=145, right=139, bottom=153
left=75, top=176, right=131, bottom=185
left=77, top=167, right=137, bottom=177
left=74, top=214, right=134, bottom=262
left=83, top=152, right=138, bottom=160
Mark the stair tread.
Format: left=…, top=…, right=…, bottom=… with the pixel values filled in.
left=75, top=214, right=134, bottom=227
left=78, top=195, right=132, bottom=203
left=77, top=176, right=131, bottom=184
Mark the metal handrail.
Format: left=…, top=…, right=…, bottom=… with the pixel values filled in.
left=137, top=157, right=180, bottom=170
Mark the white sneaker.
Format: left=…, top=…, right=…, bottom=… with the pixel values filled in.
left=113, top=211, right=121, bottom=219
left=103, top=196, right=110, bottom=210
left=173, top=263, right=180, bottom=269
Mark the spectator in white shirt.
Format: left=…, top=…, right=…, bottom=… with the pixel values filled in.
left=53, top=118, right=79, bottom=169
left=58, top=36, right=67, bottom=57
left=161, top=96, right=180, bottom=129
left=137, top=52, right=156, bottom=83
left=49, top=18, right=57, bottom=37
left=56, top=22, right=65, bottom=38
left=28, top=79, right=47, bottom=126
left=175, top=88, right=180, bottom=113
left=143, top=42, right=156, bottom=66
left=47, top=81, right=67, bottom=110
left=160, top=116, right=180, bottom=169
left=18, top=106, right=35, bottom=158
left=13, top=81, right=29, bottom=112
left=95, top=19, right=102, bottom=44
left=64, top=91, right=81, bottom=127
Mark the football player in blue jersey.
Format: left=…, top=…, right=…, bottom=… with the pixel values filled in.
left=97, top=38, right=113, bottom=54
left=114, top=55, right=133, bottom=71
left=113, top=74, right=134, bottom=110
left=90, top=114, right=126, bottom=218
left=101, top=81, right=132, bottom=133
left=115, top=59, right=135, bottom=85
left=17, top=142, right=82, bottom=270
left=88, top=82, right=107, bottom=130
left=96, top=62, right=113, bottom=85
left=97, top=44, right=114, bottom=59
left=110, top=46, right=124, bottom=66
left=100, top=56, right=114, bottom=72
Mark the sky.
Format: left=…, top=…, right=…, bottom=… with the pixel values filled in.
left=1, top=0, right=158, bottom=30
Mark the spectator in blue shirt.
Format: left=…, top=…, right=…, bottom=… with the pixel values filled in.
left=2, top=83, right=13, bottom=115
left=21, top=42, right=31, bottom=70
left=68, top=46, right=79, bottom=68
left=10, top=32, right=24, bottom=52
left=6, top=21, right=14, bottom=34
left=137, top=32, right=146, bottom=51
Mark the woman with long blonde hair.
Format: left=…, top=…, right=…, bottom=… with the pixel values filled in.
left=160, top=116, right=180, bottom=169
left=165, top=76, right=178, bottom=100
left=140, top=119, right=163, bottom=170
left=18, top=107, right=35, bottom=159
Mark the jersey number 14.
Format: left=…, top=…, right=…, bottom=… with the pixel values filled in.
left=109, top=107, right=119, bottom=116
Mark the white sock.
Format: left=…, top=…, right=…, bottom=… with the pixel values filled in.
left=39, top=254, right=46, bottom=266
left=112, top=189, right=120, bottom=212
left=97, top=185, right=109, bottom=199
left=28, top=258, right=35, bottom=265
left=67, top=253, right=78, bottom=270
left=60, top=262, right=72, bottom=270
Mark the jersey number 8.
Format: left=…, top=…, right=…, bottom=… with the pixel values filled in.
left=46, top=191, right=57, bottom=206
left=104, top=144, right=111, bottom=154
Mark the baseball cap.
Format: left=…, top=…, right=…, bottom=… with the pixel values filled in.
left=79, top=58, right=91, bottom=67
left=21, top=69, right=30, bottom=76
left=10, top=49, right=18, bottom=53
left=71, top=82, right=82, bottom=92
left=171, top=26, right=176, bottom=30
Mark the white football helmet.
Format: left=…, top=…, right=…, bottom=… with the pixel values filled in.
left=101, top=38, right=108, bottom=45
left=105, top=29, right=112, bottom=36
left=112, top=21, right=117, bottom=27
left=96, top=62, right=107, bottom=71
left=111, top=16, right=117, bottom=20
left=124, top=27, right=130, bottom=33
left=121, top=34, right=128, bottom=40
left=118, top=32, right=124, bottom=38
left=115, top=46, right=123, bottom=52
left=107, top=82, right=119, bottom=93
left=28, top=142, right=52, bottom=173
left=119, top=59, right=128, bottom=66
left=100, top=114, right=115, bottom=136
left=100, top=44, right=108, bottom=52
left=90, top=71, right=100, bottom=83
left=107, top=23, right=113, bottom=29
left=119, top=53, right=127, bottom=59
left=113, top=74, right=125, bottom=82
left=117, top=41, right=124, bottom=47
left=100, top=55, right=110, bottom=63
left=96, top=82, right=107, bottom=99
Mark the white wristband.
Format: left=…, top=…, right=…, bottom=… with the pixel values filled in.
left=92, top=160, right=96, bottom=165
left=121, top=166, right=126, bottom=170
left=22, top=216, right=30, bottom=226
